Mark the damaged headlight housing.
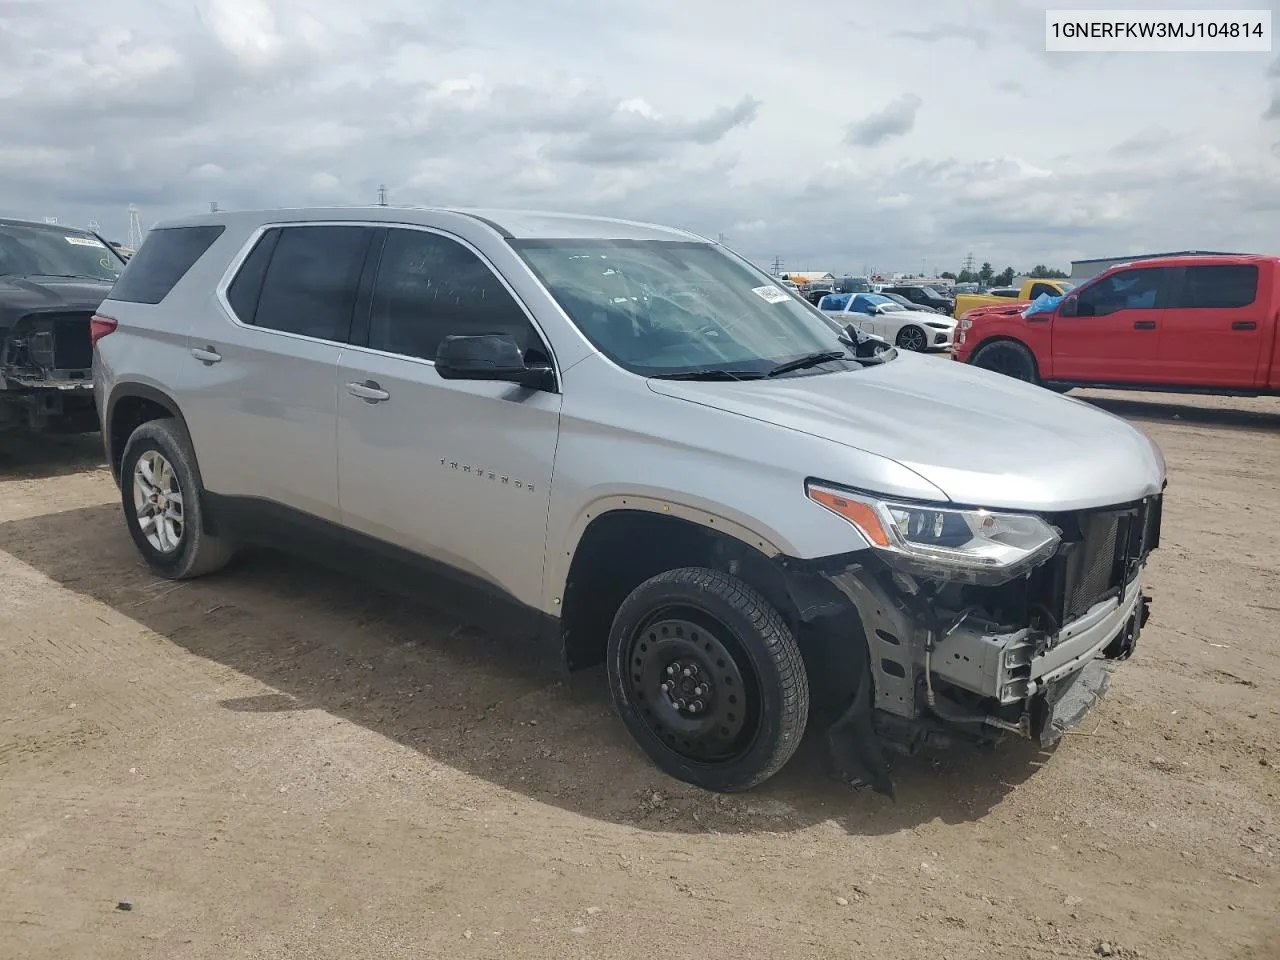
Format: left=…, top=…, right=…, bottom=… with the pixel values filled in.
left=806, top=481, right=1062, bottom=583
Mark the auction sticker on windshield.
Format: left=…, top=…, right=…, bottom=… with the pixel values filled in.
left=752, top=285, right=792, bottom=304
left=65, top=236, right=104, bottom=247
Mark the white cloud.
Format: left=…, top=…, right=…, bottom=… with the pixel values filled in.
left=0, top=0, right=1275, bottom=273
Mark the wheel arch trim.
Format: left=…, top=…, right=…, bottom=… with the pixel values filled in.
left=103, top=381, right=194, bottom=484
left=547, top=494, right=793, bottom=611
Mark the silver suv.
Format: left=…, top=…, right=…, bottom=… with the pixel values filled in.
left=92, top=207, right=1166, bottom=794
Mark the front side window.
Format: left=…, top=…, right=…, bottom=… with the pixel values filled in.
left=249, top=225, right=372, bottom=342
left=513, top=240, right=869, bottom=377
left=1075, top=267, right=1165, bottom=317
left=368, top=228, right=541, bottom=363
left=0, top=221, right=127, bottom=285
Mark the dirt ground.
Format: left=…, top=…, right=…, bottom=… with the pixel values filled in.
left=1, top=389, right=1277, bottom=960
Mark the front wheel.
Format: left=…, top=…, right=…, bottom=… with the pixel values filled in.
left=970, top=340, right=1039, bottom=384
left=606, top=567, right=809, bottom=792
left=895, top=325, right=928, bottom=352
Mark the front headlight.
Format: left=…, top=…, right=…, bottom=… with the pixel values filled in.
left=806, top=481, right=1061, bottom=584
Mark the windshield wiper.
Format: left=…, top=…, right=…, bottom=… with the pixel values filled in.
left=28, top=273, right=114, bottom=282
left=650, top=368, right=763, bottom=381
left=766, top=350, right=849, bottom=378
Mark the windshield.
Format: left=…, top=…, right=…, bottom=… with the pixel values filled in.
left=0, top=222, right=124, bottom=281
left=1056, top=280, right=1076, bottom=293
left=919, top=286, right=946, bottom=298
left=513, top=239, right=874, bottom=377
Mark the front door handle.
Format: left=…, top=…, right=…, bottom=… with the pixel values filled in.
left=346, top=379, right=390, bottom=403
left=1133, top=320, right=1157, bottom=330
left=191, top=345, right=222, bottom=364
left=1231, top=320, right=1257, bottom=330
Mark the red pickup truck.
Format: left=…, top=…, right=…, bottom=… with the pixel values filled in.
left=953, top=254, right=1280, bottom=396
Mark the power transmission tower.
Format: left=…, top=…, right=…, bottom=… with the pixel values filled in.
left=88, top=219, right=101, bottom=234
left=376, top=184, right=388, bottom=207
left=771, top=256, right=784, bottom=276
left=962, top=251, right=975, bottom=276
left=127, top=205, right=144, bottom=249
left=210, top=201, right=219, bottom=213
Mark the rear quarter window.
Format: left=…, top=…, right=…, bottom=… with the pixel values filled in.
left=108, top=225, right=226, bottom=304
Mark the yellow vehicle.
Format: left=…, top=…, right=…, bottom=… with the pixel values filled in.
left=954, top=278, right=1075, bottom=318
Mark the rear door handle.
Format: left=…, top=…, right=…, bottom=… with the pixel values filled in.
left=346, top=379, right=390, bottom=403
left=190, top=345, right=222, bottom=364
left=1133, top=320, right=1157, bottom=330
left=1231, top=320, right=1257, bottom=330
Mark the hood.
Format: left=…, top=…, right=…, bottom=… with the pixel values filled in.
left=647, top=352, right=1165, bottom=512
left=0, top=275, right=114, bottom=327
left=898, top=309, right=955, bottom=328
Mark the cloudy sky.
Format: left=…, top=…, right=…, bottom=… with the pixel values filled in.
left=2, top=0, right=1277, bottom=274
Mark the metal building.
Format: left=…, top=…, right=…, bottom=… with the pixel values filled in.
left=1069, top=250, right=1244, bottom=283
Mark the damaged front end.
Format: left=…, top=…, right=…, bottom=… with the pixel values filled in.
left=782, top=484, right=1164, bottom=797
left=0, top=311, right=97, bottom=433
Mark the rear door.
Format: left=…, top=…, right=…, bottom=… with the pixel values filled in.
left=1157, top=263, right=1265, bottom=388
left=1050, top=265, right=1170, bottom=383
left=188, top=222, right=376, bottom=523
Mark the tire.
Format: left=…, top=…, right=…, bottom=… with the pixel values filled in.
left=895, top=325, right=928, bottom=352
left=970, top=340, right=1039, bottom=384
left=120, top=418, right=236, bottom=580
left=606, top=566, right=809, bottom=792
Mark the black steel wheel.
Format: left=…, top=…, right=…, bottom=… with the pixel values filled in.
left=895, top=325, right=928, bottom=351
left=970, top=339, right=1040, bottom=384
left=607, top=567, right=808, bottom=792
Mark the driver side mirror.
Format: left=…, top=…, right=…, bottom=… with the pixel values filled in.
left=1058, top=295, right=1078, bottom=318
left=435, top=333, right=556, bottom=391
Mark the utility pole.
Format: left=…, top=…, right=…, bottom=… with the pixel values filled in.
left=376, top=184, right=388, bottom=207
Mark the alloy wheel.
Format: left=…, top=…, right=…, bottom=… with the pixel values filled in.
left=132, top=449, right=185, bottom=554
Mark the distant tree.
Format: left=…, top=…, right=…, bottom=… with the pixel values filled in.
left=956, top=269, right=977, bottom=283
left=994, top=266, right=1015, bottom=286
left=1028, top=264, right=1069, bottom=278
left=979, top=262, right=994, bottom=284
left=940, top=271, right=957, bottom=280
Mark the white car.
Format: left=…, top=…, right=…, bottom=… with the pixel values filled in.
left=818, top=292, right=956, bottom=352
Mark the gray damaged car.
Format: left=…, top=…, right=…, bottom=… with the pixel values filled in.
left=92, top=207, right=1165, bottom=795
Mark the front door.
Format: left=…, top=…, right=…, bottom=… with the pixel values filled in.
left=1157, top=263, right=1265, bottom=388
left=1050, top=265, right=1169, bottom=383
left=336, top=225, right=562, bottom=612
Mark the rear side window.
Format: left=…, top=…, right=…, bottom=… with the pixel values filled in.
left=109, top=225, right=225, bottom=304
left=248, top=225, right=373, bottom=342
left=1175, top=265, right=1258, bottom=309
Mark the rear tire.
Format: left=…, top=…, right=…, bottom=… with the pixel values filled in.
left=120, top=418, right=236, bottom=580
left=970, top=340, right=1039, bottom=384
left=606, top=567, right=809, bottom=793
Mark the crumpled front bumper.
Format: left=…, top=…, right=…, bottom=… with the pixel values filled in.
left=929, top=573, right=1150, bottom=710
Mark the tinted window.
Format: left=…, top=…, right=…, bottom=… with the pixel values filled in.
left=1029, top=282, right=1059, bottom=300
left=1175, top=265, right=1258, bottom=309
left=225, top=229, right=280, bottom=324
left=1075, top=267, right=1164, bottom=317
left=251, top=225, right=371, bottom=341
left=368, top=228, right=537, bottom=362
left=109, top=225, right=224, bottom=304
